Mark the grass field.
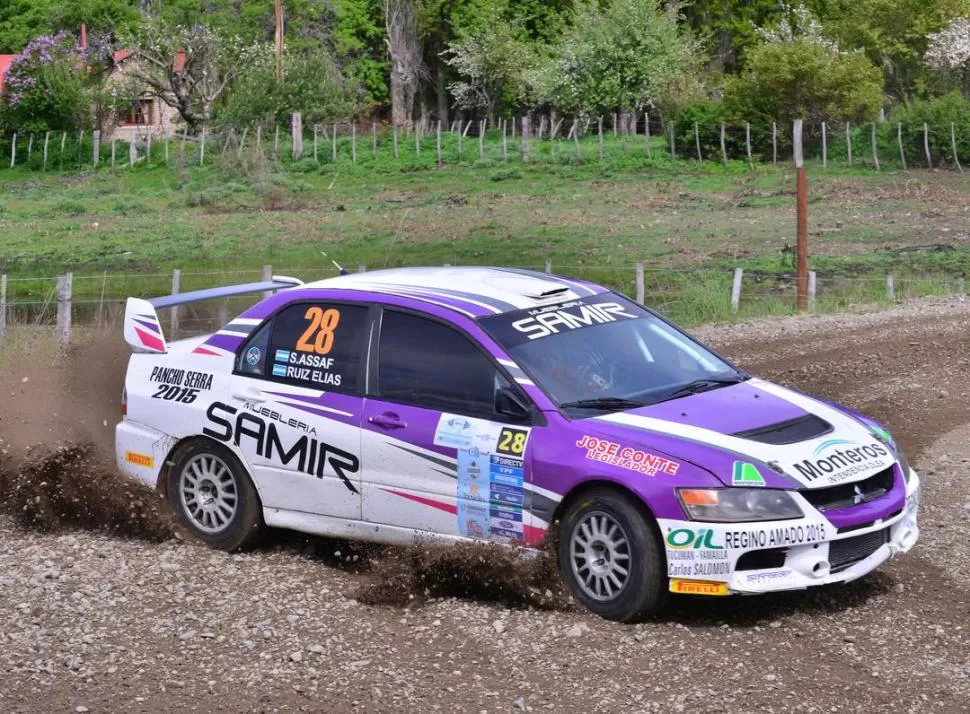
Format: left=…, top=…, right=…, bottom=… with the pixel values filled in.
left=2, top=133, right=970, bottom=325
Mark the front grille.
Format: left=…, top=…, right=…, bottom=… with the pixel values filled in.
left=735, top=548, right=787, bottom=571
left=800, top=466, right=895, bottom=512
left=732, top=414, right=832, bottom=445
left=829, top=529, right=889, bottom=571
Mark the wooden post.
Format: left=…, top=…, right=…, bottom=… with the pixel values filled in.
left=794, top=119, right=808, bottom=313
left=958, top=276, right=965, bottom=295
left=170, top=269, right=181, bottom=337
left=313, top=124, right=318, bottom=161
left=358, top=265, right=367, bottom=272
left=256, top=124, right=262, bottom=151
left=669, top=121, right=676, bottom=160
left=598, top=116, right=604, bottom=161
left=821, top=121, right=828, bottom=169
left=200, top=125, right=207, bottom=165
left=60, top=132, right=66, bottom=168
left=573, top=119, right=581, bottom=159
left=644, top=113, right=652, bottom=158
left=745, top=122, right=752, bottom=170
left=352, top=123, right=357, bottom=163
left=436, top=120, right=442, bottom=166
left=333, top=123, right=338, bottom=161
left=27, top=133, right=33, bottom=160
left=897, top=122, right=906, bottom=170
left=92, top=131, right=101, bottom=168
left=0, top=274, right=6, bottom=346
left=924, top=123, right=932, bottom=168
left=8, top=133, right=14, bottom=168
left=502, top=119, right=508, bottom=161
left=393, top=124, right=399, bottom=159
left=886, top=274, right=895, bottom=301
left=846, top=122, right=853, bottom=167
left=43, top=131, right=50, bottom=170
left=415, top=121, right=421, bottom=156
left=870, top=122, right=879, bottom=171
left=612, top=113, right=617, bottom=136
left=111, top=138, right=116, bottom=168
left=262, top=265, right=273, bottom=299
left=522, top=116, right=529, bottom=161
left=720, top=123, right=727, bottom=165
left=808, top=270, right=816, bottom=311
left=292, top=112, right=303, bottom=160
left=372, top=121, right=377, bottom=158
left=694, top=122, right=702, bottom=162
left=731, top=268, right=743, bottom=311
left=772, top=122, right=778, bottom=165
left=457, top=120, right=463, bottom=160
left=479, top=120, right=485, bottom=159
left=545, top=259, right=552, bottom=274
left=56, top=273, right=73, bottom=346
left=636, top=262, right=645, bottom=305
left=951, top=122, right=963, bottom=173
left=129, top=137, right=137, bottom=167
left=273, top=125, right=279, bottom=158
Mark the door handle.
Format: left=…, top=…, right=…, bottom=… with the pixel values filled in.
left=369, top=413, right=407, bottom=430
left=231, top=389, right=266, bottom=403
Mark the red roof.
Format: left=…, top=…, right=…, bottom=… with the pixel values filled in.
left=0, top=55, right=16, bottom=94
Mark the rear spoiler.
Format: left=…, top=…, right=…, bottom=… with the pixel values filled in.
left=124, top=275, right=303, bottom=354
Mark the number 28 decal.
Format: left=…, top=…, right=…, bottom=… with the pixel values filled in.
left=496, top=427, right=530, bottom=457
left=296, top=306, right=341, bottom=354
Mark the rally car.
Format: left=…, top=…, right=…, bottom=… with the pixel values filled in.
left=117, top=267, right=920, bottom=621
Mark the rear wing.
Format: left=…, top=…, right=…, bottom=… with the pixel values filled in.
left=123, top=275, right=303, bottom=354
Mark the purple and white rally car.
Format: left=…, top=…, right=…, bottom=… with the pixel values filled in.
left=117, top=267, right=920, bottom=621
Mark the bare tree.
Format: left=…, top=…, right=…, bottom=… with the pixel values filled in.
left=124, top=21, right=251, bottom=133
left=384, top=0, right=425, bottom=132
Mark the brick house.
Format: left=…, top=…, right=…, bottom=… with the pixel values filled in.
left=105, top=49, right=185, bottom=142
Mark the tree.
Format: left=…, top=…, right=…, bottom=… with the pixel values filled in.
left=122, top=20, right=256, bottom=132
left=0, top=0, right=139, bottom=54
left=383, top=0, right=425, bottom=129
left=925, top=17, right=970, bottom=98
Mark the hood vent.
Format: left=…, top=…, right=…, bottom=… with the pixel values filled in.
left=732, top=413, right=832, bottom=445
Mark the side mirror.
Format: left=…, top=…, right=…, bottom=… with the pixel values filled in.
left=496, top=387, right=530, bottom=421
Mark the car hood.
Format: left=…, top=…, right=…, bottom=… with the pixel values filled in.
left=588, top=378, right=896, bottom=490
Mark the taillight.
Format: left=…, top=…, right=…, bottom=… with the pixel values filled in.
left=121, top=387, right=127, bottom=416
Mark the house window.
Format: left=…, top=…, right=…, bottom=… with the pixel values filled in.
left=122, top=99, right=154, bottom=126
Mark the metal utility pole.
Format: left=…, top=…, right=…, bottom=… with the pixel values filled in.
left=794, top=119, right=809, bottom=313
left=274, top=0, right=284, bottom=82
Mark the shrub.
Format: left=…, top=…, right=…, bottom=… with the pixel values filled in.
left=893, top=91, right=970, bottom=166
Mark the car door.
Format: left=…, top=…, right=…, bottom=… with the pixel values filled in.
left=217, top=299, right=371, bottom=520
left=360, top=308, right=537, bottom=543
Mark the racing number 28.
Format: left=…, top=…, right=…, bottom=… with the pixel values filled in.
left=496, top=427, right=529, bottom=456
left=296, top=306, right=341, bottom=354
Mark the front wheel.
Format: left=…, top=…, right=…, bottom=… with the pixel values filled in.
left=167, top=440, right=264, bottom=551
left=558, top=488, right=667, bottom=622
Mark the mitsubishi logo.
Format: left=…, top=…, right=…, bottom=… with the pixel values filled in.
left=852, top=484, right=865, bottom=505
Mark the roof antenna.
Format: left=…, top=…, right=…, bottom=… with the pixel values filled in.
left=320, top=250, right=349, bottom=275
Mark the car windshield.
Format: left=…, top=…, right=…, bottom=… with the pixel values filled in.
left=479, top=293, right=744, bottom=414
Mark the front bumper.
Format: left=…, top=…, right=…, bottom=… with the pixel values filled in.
left=659, top=470, right=921, bottom=595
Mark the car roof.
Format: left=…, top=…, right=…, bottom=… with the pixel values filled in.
left=296, top=266, right=606, bottom=318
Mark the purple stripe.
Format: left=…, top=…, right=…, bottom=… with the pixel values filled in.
left=204, top=333, right=244, bottom=352
left=134, top=318, right=161, bottom=334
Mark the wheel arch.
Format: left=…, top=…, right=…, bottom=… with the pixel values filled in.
left=156, top=434, right=258, bottom=500
left=549, top=477, right=664, bottom=541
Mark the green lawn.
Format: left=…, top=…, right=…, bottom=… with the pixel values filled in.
left=2, top=134, right=970, bottom=325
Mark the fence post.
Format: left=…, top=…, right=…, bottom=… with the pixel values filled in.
left=897, top=122, right=906, bottom=170
left=745, top=122, right=752, bottom=170
left=694, top=122, right=702, bottom=162
left=27, top=133, right=33, bottom=160
left=644, top=113, right=652, bottom=158
left=522, top=116, right=530, bottom=161
left=415, top=121, right=421, bottom=157
left=870, top=122, right=879, bottom=171
left=56, top=273, right=73, bottom=346
left=129, top=137, right=137, bottom=167
left=351, top=123, right=357, bottom=163
left=457, top=120, right=463, bottom=160
left=669, top=121, right=676, bottom=160
left=731, top=268, right=743, bottom=311
left=720, top=123, right=727, bottom=165
left=42, top=131, right=50, bottom=171
left=393, top=123, right=399, bottom=159
left=846, top=122, right=853, bottom=167
left=91, top=130, right=100, bottom=168
left=372, top=121, right=377, bottom=159
left=808, top=270, right=816, bottom=311
left=272, top=125, right=279, bottom=158
left=612, top=112, right=617, bottom=136
left=292, top=112, right=303, bottom=160
left=200, top=125, right=207, bottom=165
left=358, top=265, right=367, bottom=273
left=111, top=138, right=116, bottom=168
left=479, top=120, right=485, bottom=159
left=262, top=265, right=273, bottom=299
left=436, top=120, right=442, bottom=167
left=886, top=274, right=894, bottom=301
left=951, top=122, right=963, bottom=174
left=572, top=119, right=581, bottom=159
left=794, top=119, right=808, bottom=313
left=170, top=269, right=181, bottom=337
left=598, top=116, right=604, bottom=162
left=545, top=258, right=552, bottom=274
left=772, top=122, right=777, bottom=166
left=332, top=123, right=338, bottom=161
left=923, top=123, right=932, bottom=168
left=821, top=121, right=827, bottom=169
left=636, top=262, right=645, bottom=305
left=502, top=119, right=508, bottom=162
left=958, top=276, right=965, bottom=295
left=313, top=124, right=318, bottom=161
left=0, top=273, right=6, bottom=347
left=256, top=124, right=262, bottom=152
left=8, top=133, right=15, bottom=168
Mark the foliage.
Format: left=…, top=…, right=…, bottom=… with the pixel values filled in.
left=444, top=20, right=534, bottom=115
left=756, top=2, right=836, bottom=49
left=0, top=0, right=139, bottom=54
left=217, top=44, right=358, bottom=128
left=893, top=91, right=970, bottom=164
left=331, top=0, right=389, bottom=108
left=536, top=0, right=704, bottom=116
left=724, top=40, right=884, bottom=126
left=926, top=17, right=970, bottom=98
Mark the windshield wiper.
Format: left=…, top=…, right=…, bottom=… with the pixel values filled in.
left=559, top=397, right=645, bottom=412
left=658, top=375, right=747, bottom=402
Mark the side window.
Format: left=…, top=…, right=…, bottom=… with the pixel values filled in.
left=263, top=302, right=369, bottom=392
left=236, top=322, right=272, bottom=375
left=378, top=310, right=506, bottom=416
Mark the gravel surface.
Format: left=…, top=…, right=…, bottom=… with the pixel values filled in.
left=3, top=296, right=970, bottom=712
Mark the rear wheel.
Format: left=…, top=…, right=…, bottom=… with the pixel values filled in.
left=558, top=488, right=667, bottom=622
left=167, top=440, right=263, bottom=551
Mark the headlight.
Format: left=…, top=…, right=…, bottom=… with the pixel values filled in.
left=677, top=488, right=804, bottom=522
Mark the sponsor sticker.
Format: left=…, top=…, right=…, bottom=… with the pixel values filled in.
left=272, top=363, right=288, bottom=378
left=723, top=522, right=827, bottom=549
left=792, top=439, right=890, bottom=485
left=576, top=435, right=679, bottom=477
left=275, top=349, right=291, bottom=362
left=732, top=461, right=765, bottom=487
left=745, top=570, right=792, bottom=583
left=245, top=346, right=262, bottom=366
left=125, top=451, right=154, bottom=468
left=669, top=579, right=729, bottom=596
left=434, top=415, right=477, bottom=448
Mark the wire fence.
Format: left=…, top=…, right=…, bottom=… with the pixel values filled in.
left=0, top=262, right=966, bottom=350
left=2, top=115, right=970, bottom=174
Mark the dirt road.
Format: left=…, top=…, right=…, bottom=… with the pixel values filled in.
left=3, top=297, right=970, bottom=713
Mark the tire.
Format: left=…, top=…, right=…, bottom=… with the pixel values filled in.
left=167, top=440, right=264, bottom=551
left=558, top=487, right=667, bottom=622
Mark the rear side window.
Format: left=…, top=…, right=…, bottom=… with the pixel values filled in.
left=240, top=303, right=369, bottom=393
left=378, top=310, right=503, bottom=416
